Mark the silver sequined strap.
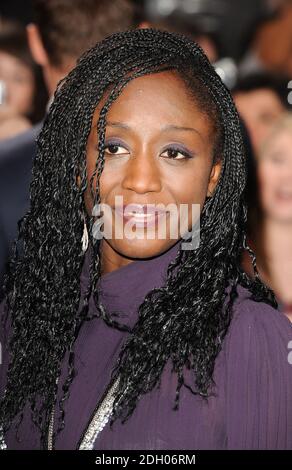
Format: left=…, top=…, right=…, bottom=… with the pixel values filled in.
left=47, top=404, right=55, bottom=450
left=47, top=376, right=59, bottom=450
left=0, top=428, right=7, bottom=450
left=78, top=376, right=120, bottom=450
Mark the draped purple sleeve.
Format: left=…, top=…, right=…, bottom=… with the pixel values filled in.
left=222, top=291, right=292, bottom=449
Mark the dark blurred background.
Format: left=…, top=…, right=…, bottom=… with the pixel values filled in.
left=0, top=0, right=282, bottom=58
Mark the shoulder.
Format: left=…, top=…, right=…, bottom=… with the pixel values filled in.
left=231, top=283, right=291, bottom=332
left=223, top=283, right=292, bottom=365
left=0, top=123, right=42, bottom=168
left=219, top=283, right=292, bottom=449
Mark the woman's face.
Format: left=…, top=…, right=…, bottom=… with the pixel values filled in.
left=257, top=129, right=292, bottom=223
left=0, top=51, right=35, bottom=116
left=85, top=71, right=222, bottom=261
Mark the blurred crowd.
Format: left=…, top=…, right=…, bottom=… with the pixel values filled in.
left=0, top=0, right=292, bottom=316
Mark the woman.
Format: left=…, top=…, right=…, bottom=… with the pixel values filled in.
left=242, top=112, right=292, bottom=321
left=0, top=17, right=47, bottom=140
left=0, top=29, right=291, bottom=450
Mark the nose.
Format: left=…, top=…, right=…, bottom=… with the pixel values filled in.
left=121, top=151, right=162, bottom=195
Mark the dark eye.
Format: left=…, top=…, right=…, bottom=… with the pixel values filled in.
left=104, top=143, right=129, bottom=155
left=161, top=147, right=193, bottom=160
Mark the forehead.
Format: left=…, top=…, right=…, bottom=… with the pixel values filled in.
left=92, top=70, right=212, bottom=135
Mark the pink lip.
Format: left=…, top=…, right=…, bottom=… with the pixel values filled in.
left=114, top=204, right=169, bottom=228
left=115, top=204, right=168, bottom=216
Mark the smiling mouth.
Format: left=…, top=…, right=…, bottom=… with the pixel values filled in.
left=116, top=204, right=168, bottom=216
left=114, top=204, right=170, bottom=228
left=123, top=212, right=169, bottom=228
left=125, top=212, right=159, bottom=218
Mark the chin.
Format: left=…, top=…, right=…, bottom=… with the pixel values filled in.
left=107, top=238, right=177, bottom=260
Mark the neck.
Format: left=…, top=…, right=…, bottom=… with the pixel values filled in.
left=99, top=239, right=181, bottom=277
left=43, top=60, right=76, bottom=96
left=99, top=239, right=134, bottom=276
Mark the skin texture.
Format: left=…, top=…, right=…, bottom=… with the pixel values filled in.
left=84, top=71, right=222, bottom=275
left=233, top=88, right=285, bottom=153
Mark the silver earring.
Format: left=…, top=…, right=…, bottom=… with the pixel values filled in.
left=81, top=219, right=89, bottom=252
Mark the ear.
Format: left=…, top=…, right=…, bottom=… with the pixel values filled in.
left=76, top=174, right=81, bottom=188
left=207, top=159, right=222, bottom=197
left=26, top=23, right=49, bottom=67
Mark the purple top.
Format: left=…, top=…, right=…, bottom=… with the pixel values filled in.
left=1, top=240, right=292, bottom=449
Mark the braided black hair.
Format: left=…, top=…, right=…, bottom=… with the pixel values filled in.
left=0, top=28, right=277, bottom=448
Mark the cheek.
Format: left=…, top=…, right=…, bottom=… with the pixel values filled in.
left=86, top=155, right=125, bottom=208
left=86, top=147, right=97, bottom=177
left=169, top=168, right=208, bottom=235
left=258, top=163, right=276, bottom=189
left=84, top=147, right=99, bottom=213
left=257, top=121, right=274, bottom=142
left=257, top=163, right=278, bottom=205
left=169, top=163, right=210, bottom=207
left=9, top=80, right=34, bottom=113
left=98, top=164, right=121, bottom=203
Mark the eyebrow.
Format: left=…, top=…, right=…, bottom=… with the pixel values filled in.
left=106, top=121, right=203, bottom=139
left=106, top=121, right=130, bottom=130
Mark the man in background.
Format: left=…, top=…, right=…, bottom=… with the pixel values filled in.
left=233, top=73, right=288, bottom=152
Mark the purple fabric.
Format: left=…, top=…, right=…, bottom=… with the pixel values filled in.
left=1, top=240, right=292, bottom=449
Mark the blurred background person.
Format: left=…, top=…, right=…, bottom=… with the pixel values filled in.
left=241, top=113, right=292, bottom=321
left=233, top=73, right=289, bottom=152
left=138, top=0, right=292, bottom=88
left=26, top=0, right=139, bottom=102
left=0, top=0, right=139, bottom=299
left=238, top=0, right=292, bottom=77
left=0, top=17, right=47, bottom=140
